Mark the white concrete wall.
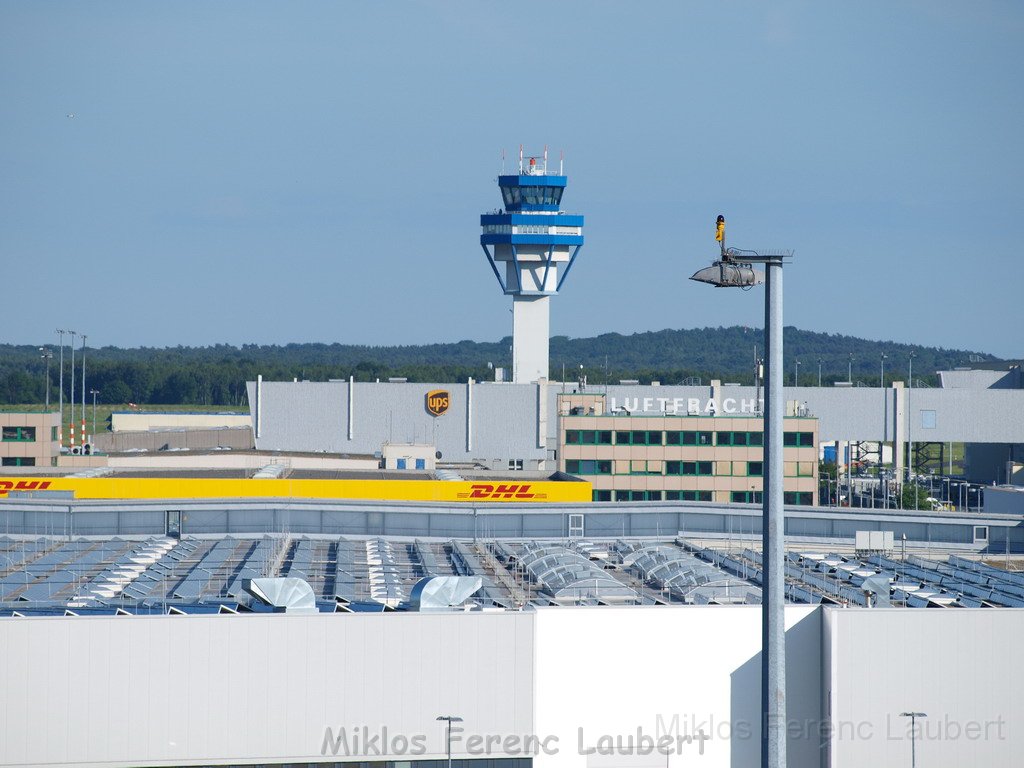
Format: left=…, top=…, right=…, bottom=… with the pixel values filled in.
left=111, top=413, right=253, bottom=432
left=533, top=605, right=823, bottom=768
left=0, top=611, right=535, bottom=768
left=824, top=607, right=1024, bottom=768
left=4, top=605, right=1022, bottom=768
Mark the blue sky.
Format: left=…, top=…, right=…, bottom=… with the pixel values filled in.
left=2, top=2, right=1021, bottom=357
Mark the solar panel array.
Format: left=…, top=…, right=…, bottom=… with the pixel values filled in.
left=1, top=533, right=1021, bottom=616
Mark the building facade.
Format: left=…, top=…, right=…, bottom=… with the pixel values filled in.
left=558, top=393, right=818, bottom=504
left=0, top=412, right=60, bottom=468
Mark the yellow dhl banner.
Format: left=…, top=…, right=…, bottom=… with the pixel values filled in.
left=0, top=477, right=591, bottom=503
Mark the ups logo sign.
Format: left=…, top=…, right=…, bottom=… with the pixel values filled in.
left=426, top=389, right=450, bottom=417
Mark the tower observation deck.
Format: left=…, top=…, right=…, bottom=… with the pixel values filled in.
left=479, top=147, right=585, bottom=383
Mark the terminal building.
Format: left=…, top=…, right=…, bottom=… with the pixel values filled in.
left=557, top=392, right=818, bottom=504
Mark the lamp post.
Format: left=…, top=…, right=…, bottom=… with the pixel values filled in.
left=691, top=216, right=791, bottom=768
left=794, top=359, right=801, bottom=387
left=68, top=330, right=77, bottom=449
left=436, top=715, right=463, bottom=768
left=899, top=712, right=927, bottom=768
left=90, top=389, right=100, bottom=436
left=880, top=352, right=888, bottom=498
left=39, top=348, right=52, bottom=409
left=848, top=353, right=853, bottom=384
left=817, top=358, right=823, bottom=388
left=56, top=330, right=67, bottom=447
left=80, top=334, right=87, bottom=445
left=908, top=352, right=915, bottom=486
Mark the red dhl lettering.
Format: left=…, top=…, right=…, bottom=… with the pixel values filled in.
left=0, top=480, right=52, bottom=496
left=467, top=483, right=536, bottom=500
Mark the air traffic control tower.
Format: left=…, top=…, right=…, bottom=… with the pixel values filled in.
left=480, top=147, right=584, bottom=383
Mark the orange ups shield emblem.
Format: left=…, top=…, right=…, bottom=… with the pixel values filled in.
left=426, top=389, right=450, bottom=417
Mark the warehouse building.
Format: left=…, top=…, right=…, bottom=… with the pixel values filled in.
left=0, top=528, right=1021, bottom=768
left=246, top=373, right=1024, bottom=491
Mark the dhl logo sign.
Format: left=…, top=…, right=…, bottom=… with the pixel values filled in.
left=426, top=389, right=450, bottom=417
left=0, top=480, right=52, bottom=496
left=456, top=483, right=547, bottom=501
left=0, top=477, right=587, bottom=502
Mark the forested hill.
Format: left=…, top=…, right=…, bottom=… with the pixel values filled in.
left=0, top=327, right=999, bottom=406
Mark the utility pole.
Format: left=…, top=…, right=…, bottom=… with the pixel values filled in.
left=817, top=358, right=823, bottom=387
left=39, top=348, right=52, bottom=408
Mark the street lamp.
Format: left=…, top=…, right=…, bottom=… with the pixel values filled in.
left=80, top=334, right=88, bottom=446
left=90, top=389, right=100, bottom=436
left=908, top=352, right=916, bottom=486
left=899, top=712, right=927, bottom=768
left=39, top=348, right=52, bottom=409
left=848, top=353, right=854, bottom=384
left=817, top=358, right=823, bottom=388
left=880, top=352, right=888, bottom=498
left=68, top=330, right=77, bottom=449
left=56, top=330, right=67, bottom=447
left=794, top=359, right=801, bottom=387
left=691, top=215, right=791, bottom=768
left=436, top=715, right=463, bottom=768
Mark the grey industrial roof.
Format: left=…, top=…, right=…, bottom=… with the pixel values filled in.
left=3, top=533, right=1022, bottom=617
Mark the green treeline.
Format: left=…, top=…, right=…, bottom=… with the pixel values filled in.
left=0, top=327, right=996, bottom=407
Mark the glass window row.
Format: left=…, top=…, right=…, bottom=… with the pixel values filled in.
left=592, top=490, right=714, bottom=502
left=501, top=186, right=564, bottom=207
left=2, top=426, right=36, bottom=442
left=566, top=459, right=785, bottom=477
left=566, top=429, right=814, bottom=448
left=589, top=490, right=814, bottom=505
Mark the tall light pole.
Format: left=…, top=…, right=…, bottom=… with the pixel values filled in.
left=90, top=389, right=100, bottom=436
left=908, top=352, right=916, bottom=486
left=39, top=348, right=52, bottom=409
left=68, top=330, right=77, bottom=449
left=691, top=215, right=791, bottom=768
left=80, top=334, right=88, bottom=444
left=56, top=330, right=67, bottom=447
left=881, top=352, right=888, bottom=494
left=848, top=353, right=854, bottom=384
left=817, top=358, right=823, bottom=388
left=899, top=712, right=927, bottom=768
left=436, top=715, right=463, bottom=768
left=794, top=358, right=801, bottom=387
